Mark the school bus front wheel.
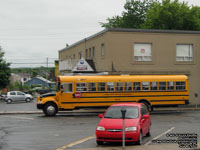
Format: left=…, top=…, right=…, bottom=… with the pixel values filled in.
left=43, top=102, right=58, bottom=117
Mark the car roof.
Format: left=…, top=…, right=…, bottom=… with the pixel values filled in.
left=7, top=91, right=24, bottom=93
left=110, top=103, right=143, bottom=107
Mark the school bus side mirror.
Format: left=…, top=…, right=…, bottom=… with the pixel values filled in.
left=60, top=85, right=64, bottom=93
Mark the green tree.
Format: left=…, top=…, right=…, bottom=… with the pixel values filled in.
left=0, top=46, right=11, bottom=89
left=143, top=0, right=200, bottom=30
left=31, top=70, right=38, bottom=78
left=101, top=0, right=200, bottom=31
left=100, top=0, right=155, bottom=28
left=9, top=81, right=31, bottom=92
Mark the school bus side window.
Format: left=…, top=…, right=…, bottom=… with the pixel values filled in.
left=176, top=82, right=185, bottom=91
left=88, top=83, right=96, bottom=92
left=98, top=82, right=105, bottom=92
left=151, top=82, right=157, bottom=91
left=159, top=82, right=166, bottom=91
left=142, top=82, right=149, bottom=91
left=76, top=83, right=87, bottom=92
left=116, top=82, right=123, bottom=92
left=134, top=82, right=140, bottom=91
left=107, top=82, right=114, bottom=92
left=168, top=82, right=174, bottom=91
left=61, top=83, right=73, bottom=93
left=124, top=82, right=132, bottom=92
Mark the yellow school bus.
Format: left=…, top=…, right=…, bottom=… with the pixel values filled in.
left=37, top=75, right=189, bottom=116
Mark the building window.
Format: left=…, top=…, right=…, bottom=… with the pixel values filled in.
left=73, top=54, right=75, bottom=60
left=85, top=49, right=88, bottom=59
left=134, top=43, right=152, bottom=61
left=89, top=48, right=91, bottom=58
left=101, top=44, right=104, bottom=56
left=176, top=44, right=193, bottom=61
left=79, top=52, right=82, bottom=59
left=92, top=47, right=95, bottom=58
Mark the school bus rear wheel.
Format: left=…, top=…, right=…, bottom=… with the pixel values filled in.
left=43, top=102, right=58, bottom=117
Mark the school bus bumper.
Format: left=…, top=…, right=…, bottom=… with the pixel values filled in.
left=37, top=104, right=44, bottom=109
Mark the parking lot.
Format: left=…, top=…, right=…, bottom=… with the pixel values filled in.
left=0, top=99, right=200, bottom=150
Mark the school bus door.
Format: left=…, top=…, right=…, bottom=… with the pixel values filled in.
left=59, top=83, right=74, bottom=109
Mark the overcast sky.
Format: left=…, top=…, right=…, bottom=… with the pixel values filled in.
left=0, top=0, right=199, bottom=68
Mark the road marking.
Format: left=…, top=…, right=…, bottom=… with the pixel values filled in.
left=2, top=115, right=34, bottom=120
left=145, top=127, right=175, bottom=145
left=56, top=135, right=95, bottom=150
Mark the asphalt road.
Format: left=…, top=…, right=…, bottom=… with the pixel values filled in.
left=0, top=109, right=200, bottom=150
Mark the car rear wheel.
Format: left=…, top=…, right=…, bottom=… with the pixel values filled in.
left=25, top=98, right=31, bottom=102
left=43, top=103, right=58, bottom=117
left=136, top=132, right=143, bottom=145
left=7, top=99, right=12, bottom=104
left=96, top=140, right=104, bottom=145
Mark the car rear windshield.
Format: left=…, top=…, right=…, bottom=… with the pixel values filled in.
left=104, top=106, right=139, bottom=119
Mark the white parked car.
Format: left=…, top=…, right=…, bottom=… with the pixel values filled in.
left=5, top=91, right=33, bottom=104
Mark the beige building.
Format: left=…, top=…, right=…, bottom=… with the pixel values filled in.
left=59, top=28, right=200, bottom=105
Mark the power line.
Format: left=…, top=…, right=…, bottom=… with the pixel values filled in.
left=0, top=37, right=73, bottom=40
left=6, top=58, right=57, bottom=60
left=11, top=63, right=55, bottom=64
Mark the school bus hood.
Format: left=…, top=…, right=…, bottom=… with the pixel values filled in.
left=40, top=92, right=56, bottom=98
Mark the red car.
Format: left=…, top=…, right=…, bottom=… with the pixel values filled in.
left=96, top=103, right=151, bottom=145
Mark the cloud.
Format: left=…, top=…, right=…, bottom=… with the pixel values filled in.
left=0, top=0, right=125, bottom=68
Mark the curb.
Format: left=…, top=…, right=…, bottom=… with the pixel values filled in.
left=0, top=108, right=200, bottom=115
left=0, top=111, right=43, bottom=115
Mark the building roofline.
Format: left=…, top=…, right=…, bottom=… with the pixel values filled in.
left=59, top=29, right=108, bottom=52
left=108, top=28, right=200, bottom=34
left=59, top=28, right=200, bottom=52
